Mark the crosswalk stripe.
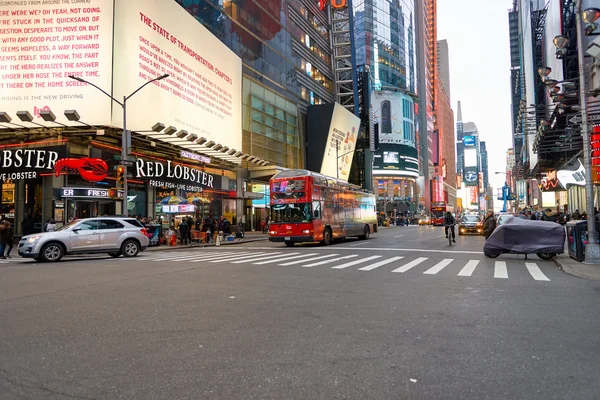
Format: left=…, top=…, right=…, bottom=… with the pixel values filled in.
left=358, top=256, right=404, bottom=271
left=150, top=253, right=200, bottom=261
left=230, top=252, right=292, bottom=264
left=392, top=257, right=428, bottom=273
left=423, top=259, right=453, bottom=275
left=253, top=253, right=319, bottom=265
left=153, top=253, right=232, bottom=262
left=457, top=260, right=479, bottom=276
left=331, top=255, right=382, bottom=269
left=303, top=255, right=358, bottom=268
left=525, top=262, right=550, bottom=281
left=207, top=252, right=270, bottom=263
left=494, top=261, right=508, bottom=279
left=279, top=254, right=340, bottom=266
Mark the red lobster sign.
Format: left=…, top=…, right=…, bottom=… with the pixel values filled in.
left=54, top=157, right=108, bottom=182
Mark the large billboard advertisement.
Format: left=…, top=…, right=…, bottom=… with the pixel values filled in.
left=373, top=145, right=419, bottom=178
left=112, top=0, right=242, bottom=149
left=0, top=0, right=114, bottom=125
left=463, top=135, right=476, bottom=147
left=463, top=147, right=478, bottom=186
left=371, top=90, right=415, bottom=148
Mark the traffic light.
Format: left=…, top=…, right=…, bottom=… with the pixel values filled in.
left=116, top=166, right=125, bottom=184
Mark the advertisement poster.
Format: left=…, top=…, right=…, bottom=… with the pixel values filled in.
left=373, top=145, right=419, bottom=178
left=111, top=0, right=243, bottom=150
left=463, top=166, right=478, bottom=187
left=0, top=0, right=114, bottom=125
left=463, top=135, right=476, bottom=147
left=321, top=103, right=360, bottom=180
left=371, top=90, right=415, bottom=147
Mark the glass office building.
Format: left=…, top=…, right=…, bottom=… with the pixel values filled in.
left=175, top=0, right=336, bottom=168
left=353, top=0, right=417, bottom=93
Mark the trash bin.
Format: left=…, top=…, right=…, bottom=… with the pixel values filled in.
left=566, top=220, right=600, bottom=261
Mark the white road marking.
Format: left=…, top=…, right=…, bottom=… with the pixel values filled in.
left=494, top=261, right=508, bottom=279
left=186, top=252, right=252, bottom=263
left=457, top=260, right=479, bottom=277
left=279, top=254, right=340, bottom=266
left=207, top=252, right=270, bottom=263
left=230, top=252, right=294, bottom=264
left=303, top=255, right=358, bottom=268
left=392, top=257, right=428, bottom=273
left=331, top=255, right=382, bottom=269
left=153, top=253, right=233, bottom=262
left=253, top=253, right=319, bottom=265
left=423, top=259, right=453, bottom=275
left=525, top=262, right=551, bottom=281
left=394, top=235, right=404, bottom=238
left=231, top=246, right=483, bottom=255
left=358, top=256, right=404, bottom=271
left=349, top=242, right=367, bottom=247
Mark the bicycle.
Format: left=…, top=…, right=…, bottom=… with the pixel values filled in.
left=445, top=224, right=455, bottom=246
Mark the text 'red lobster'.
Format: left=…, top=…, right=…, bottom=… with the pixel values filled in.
left=54, top=157, right=108, bottom=182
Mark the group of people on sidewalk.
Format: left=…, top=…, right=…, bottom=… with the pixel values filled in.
left=166, top=215, right=244, bottom=246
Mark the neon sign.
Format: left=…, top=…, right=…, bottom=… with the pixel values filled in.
left=319, top=0, right=347, bottom=10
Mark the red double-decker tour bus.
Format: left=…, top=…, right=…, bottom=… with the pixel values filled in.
left=268, top=169, right=377, bottom=246
left=431, top=201, right=454, bottom=226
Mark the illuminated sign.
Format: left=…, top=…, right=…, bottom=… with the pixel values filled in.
left=180, top=150, right=210, bottom=164
left=162, top=204, right=195, bottom=213
left=319, top=0, right=347, bottom=10
left=61, top=187, right=123, bottom=199
left=463, top=135, right=476, bottom=147
left=539, top=171, right=563, bottom=192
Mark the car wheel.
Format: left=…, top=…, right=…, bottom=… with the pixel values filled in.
left=40, top=242, right=64, bottom=262
left=537, top=252, right=556, bottom=260
left=284, top=241, right=294, bottom=247
left=484, top=251, right=500, bottom=258
left=322, top=228, right=332, bottom=246
left=358, top=225, right=370, bottom=240
left=108, top=252, right=122, bottom=258
left=121, top=240, right=140, bottom=258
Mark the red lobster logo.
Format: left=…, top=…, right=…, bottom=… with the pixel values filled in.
left=54, top=157, right=108, bottom=182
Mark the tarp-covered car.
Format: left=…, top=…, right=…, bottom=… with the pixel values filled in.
left=483, top=216, right=565, bottom=260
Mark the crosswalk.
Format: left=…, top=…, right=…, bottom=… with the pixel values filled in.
left=135, top=251, right=555, bottom=282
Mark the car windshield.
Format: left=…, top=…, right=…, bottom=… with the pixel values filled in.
left=56, top=220, right=79, bottom=231
left=271, top=203, right=313, bottom=223
left=463, top=215, right=481, bottom=223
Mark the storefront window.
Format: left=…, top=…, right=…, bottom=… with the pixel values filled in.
left=128, top=184, right=147, bottom=218
left=0, top=181, right=15, bottom=226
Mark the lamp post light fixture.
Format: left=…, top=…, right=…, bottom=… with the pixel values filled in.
left=69, top=73, right=169, bottom=214
left=582, top=7, right=600, bottom=35
left=538, top=66, right=552, bottom=80
left=553, top=35, right=570, bottom=58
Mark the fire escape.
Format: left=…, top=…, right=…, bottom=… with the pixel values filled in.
left=330, top=2, right=359, bottom=115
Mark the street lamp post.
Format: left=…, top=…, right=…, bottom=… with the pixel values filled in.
left=575, top=1, right=600, bottom=263
left=68, top=74, right=169, bottom=214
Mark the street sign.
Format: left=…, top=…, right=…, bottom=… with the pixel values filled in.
left=120, top=160, right=134, bottom=166
left=569, top=114, right=600, bottom=125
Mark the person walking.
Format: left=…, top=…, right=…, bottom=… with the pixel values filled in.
left=179, top=219, right=189, bottom=245
left=46, top=219, right=57, bottom=232
left=483, top=211, right=497, bottom=240
left=186, top=216, right=194, bottom=244
left=1, top=221, right=14, bottom=259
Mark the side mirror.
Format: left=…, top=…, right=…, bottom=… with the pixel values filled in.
left=72, top=227, right=81, bottom=232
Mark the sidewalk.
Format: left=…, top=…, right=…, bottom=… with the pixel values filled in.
left=146, top=231, right=269, bottom=252
left=554, top=254, right=600, bottom=280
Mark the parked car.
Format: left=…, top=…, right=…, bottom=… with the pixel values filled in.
left=497, top=212, right=527, bottom=226
left=18, top=217, right=149, bottom=262
left=418, top=216, right=431, bottom=226
left=483, top=216, right=565, bottom=260
left=458, top=214, right=483, bottom=235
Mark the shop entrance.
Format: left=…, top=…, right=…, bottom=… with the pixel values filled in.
left=67, top=200, right=116, bottom=220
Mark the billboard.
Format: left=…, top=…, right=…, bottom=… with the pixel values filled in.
left=112, top=0, right=242, bottom=149
left=0, top=0, right=243, bottom=151
left=464, top=166, right=478, bottom=186
left=306, top=103, right=360, bottom=181
left=373, top=144, right=419, bottom=178
left=463, top=135, right=476, bottom=147
left=0, top=0, right=115, bottom=125
left=371, top=90, right=415, bottom=147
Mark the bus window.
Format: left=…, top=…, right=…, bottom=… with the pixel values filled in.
left=271, top=203, right=313, bottom=223
left=312, top=201, right=322, bottom=220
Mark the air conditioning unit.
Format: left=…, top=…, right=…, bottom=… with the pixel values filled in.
left=590, top=63, right=600, bottom=97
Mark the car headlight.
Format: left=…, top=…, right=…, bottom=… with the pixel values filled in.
left=26, top=235, right=42, bottom=243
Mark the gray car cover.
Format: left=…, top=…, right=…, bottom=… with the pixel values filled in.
left=483, top=216, right=566, bottom=256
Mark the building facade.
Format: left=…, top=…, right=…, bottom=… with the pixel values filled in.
left=436, top=39, right=451, bottom=101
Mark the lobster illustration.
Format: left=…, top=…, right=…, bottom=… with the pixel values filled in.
left=54, top=158, right=109, bottom=182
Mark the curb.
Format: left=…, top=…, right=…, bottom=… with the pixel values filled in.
left=554, top=256, right=600, bottom=280
left=146, top=237, right=269, bottom=252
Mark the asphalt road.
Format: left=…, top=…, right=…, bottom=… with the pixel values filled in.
left=1, top=226, right=599, bottom=400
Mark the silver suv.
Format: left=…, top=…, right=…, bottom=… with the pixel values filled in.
left=18, top=217, right=149, bottom=262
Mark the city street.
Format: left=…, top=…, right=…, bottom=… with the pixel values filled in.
left=1, top=226, right=599, bottom=400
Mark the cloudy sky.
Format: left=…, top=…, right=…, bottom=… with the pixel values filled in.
left=437, top=0, right=514, bottom=200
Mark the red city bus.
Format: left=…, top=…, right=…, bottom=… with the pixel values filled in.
left=430, top=202, right=454, bottom=226
left=268, top=169, right=377, bottom=246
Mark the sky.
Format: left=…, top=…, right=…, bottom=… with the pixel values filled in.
left=437, top=0, right=514, bottom=204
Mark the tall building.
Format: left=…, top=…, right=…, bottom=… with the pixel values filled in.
left=433, top=71, right=457, bottom=207
left=177, top=0, right=337, bottom=169
left=480, top=141, right=489, bottom=192
left=456, top=100, right=464, bottom=177
left=437, top=39, right=451, bottom=101
left=353, top=0, right=419, bottom=214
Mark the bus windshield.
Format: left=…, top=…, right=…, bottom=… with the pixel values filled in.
left=271, top=203, right=313, bottom=223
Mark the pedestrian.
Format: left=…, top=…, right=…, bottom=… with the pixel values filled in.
left=186, top=215, right=194, bottom=243
left=22, top=215, right=34, bottom=236
left=179, top=218, right=189, bottom=245
left=43, top=218, right=50, bottom=232
left=46, top=219, right=57, bottom=232
left=1, top=221, right=14, bottom=259
left=572, top=209, right=581, bottom=220
left=0, top=221, right=6, bottom=259
left=483, top=210, right=497, bottom=240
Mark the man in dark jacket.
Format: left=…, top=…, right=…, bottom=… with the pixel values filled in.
left=444, top=212, right=456, bottom=243
left=179, top=219, right=189, bottom=245
left=483, top=211, right=497, bottom=240
left=186, top=216, right=194, bottom=243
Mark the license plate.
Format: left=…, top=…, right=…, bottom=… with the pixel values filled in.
left=285, top=237, right=291, bottom=240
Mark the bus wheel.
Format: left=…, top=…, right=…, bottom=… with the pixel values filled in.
left=284, top=241, right=294, bottom=247
left=358, top=225, right=370, bottom=240
left=322, top=228, right=332, bottom=246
